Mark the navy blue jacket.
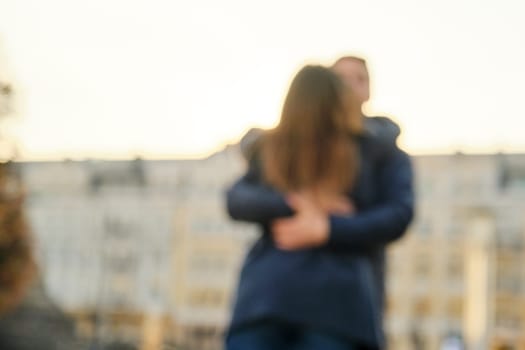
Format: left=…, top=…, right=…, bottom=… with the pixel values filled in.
left=225, top=117, right=414, bottom=348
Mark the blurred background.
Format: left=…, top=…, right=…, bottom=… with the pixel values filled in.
left=0, top=0, right=524, bottom=349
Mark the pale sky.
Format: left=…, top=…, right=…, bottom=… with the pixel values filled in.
left=0, top=0, right=524, bottom=160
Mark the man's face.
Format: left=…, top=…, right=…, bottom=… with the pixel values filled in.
left=332, top=59, right=370, bottom=106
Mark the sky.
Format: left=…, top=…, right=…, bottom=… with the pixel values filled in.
left=0, top=0, right=524, bottom=160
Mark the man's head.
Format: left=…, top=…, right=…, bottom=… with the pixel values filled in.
left=331, top=56, right=370, bottom=107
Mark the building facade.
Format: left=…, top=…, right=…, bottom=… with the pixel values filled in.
left=19, top=151, right=525, bottom=349
left=385, top=154, right=525, bottom=350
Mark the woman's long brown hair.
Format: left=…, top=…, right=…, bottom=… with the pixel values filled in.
left=262, top=65, right=362, bottom=195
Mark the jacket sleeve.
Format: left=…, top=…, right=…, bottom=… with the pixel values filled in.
left=225, top=156, right=294, bottom=224
left=327, top=146, right=415, bottom=250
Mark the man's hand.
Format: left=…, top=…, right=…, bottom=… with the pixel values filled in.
left=317, top=193, right=355, bottom=216
left=271, top=193, right=330, bottom=250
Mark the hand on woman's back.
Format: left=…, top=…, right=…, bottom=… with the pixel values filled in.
left=289, top=190, right=355, bottom=216
left=319, top=194, right=355, bottom=216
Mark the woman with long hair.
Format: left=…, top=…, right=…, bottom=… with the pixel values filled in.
left=261, top=65, right=361, bottom=217
left=225, top=63, right=414, bottom=349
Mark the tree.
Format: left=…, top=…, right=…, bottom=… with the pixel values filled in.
left=0, top=42, right=35, bottom=315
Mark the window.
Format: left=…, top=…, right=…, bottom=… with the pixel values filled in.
left=414, top=256, right=432, bottom=279
left=187, top=288, right=224, bottom=307
left=447, top=255, right=463, bottom=280
left=447, top=212, right=465, bottom=238
left=418, top=219, right=432, bottom=236
left=413, top=297, right=432, bottom=317
left=499, top=159, right=525, bottom=192
left=446, top=297, right=463, bottom=320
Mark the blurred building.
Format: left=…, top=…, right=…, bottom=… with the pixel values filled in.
left=170, top=147, right=256, bottom=349
left=22, top=158, right=180, bottom=348
left=18, top=150, right=525, bottom=350
left=20, top=146, right=251, bottom=349
left=385, top=153, right=525, bottom=350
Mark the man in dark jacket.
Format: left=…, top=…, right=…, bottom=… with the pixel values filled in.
left=227, top=56, right=414, bottom=348
left=330, top=55, right=411, bottom=313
